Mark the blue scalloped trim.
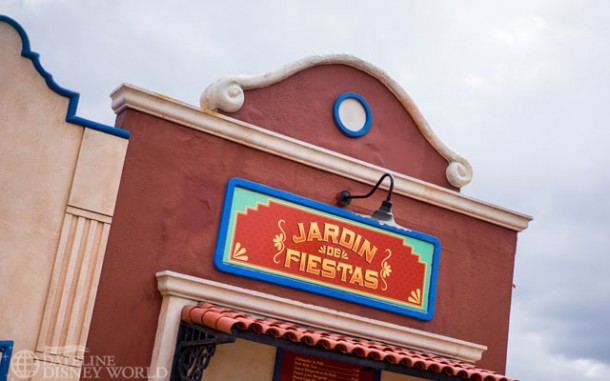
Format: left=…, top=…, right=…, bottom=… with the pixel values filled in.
left=0, top=15, right=129, bottom=139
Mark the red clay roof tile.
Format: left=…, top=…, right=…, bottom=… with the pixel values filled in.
left=182, top=302, right=516, bottom=381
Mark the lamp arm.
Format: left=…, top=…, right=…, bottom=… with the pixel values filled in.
left=338, top=173, right=394, bottom=205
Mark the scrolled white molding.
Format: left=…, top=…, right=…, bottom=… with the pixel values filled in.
left=446, top=160, right=473, bottom=189
left=200, top=54, right=473, bottom=188
left=200, top=78, right=245, bottom=113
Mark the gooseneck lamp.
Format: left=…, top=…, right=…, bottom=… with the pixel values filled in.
left=337, top=173, right=396, bottom=225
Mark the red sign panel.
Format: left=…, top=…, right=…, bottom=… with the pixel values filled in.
left=215, top=178, right=440, bottom=320
left=275, top=350, right=377, bottom=381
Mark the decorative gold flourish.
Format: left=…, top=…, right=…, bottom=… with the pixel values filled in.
left=408, top=288, right=422, bottom=305
left=380, top=249, right=392, bottom=291
left=232, top=242, right=248, bottom=261
left=273, top=234, right=285, bottom=250
left=273, top=219, right=286, bottom=264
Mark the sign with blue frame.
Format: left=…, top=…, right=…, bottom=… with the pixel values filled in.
left=214, top=178, right=440, bottom=320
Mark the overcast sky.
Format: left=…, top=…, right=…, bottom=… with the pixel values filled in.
left=3, top=1, right=610, bottom=380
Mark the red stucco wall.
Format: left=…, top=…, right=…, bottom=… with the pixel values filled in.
left=224, top=65, right=457, bottom=191
left=86, top=64, right=517, bottom=379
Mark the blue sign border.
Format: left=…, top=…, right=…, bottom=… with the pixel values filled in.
left=214, top=178, right=440, bottom=321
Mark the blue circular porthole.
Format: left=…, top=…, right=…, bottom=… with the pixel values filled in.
left=333, top=92, right=372, bottom=137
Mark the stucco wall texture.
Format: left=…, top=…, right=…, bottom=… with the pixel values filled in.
left=86, top=65, right=518, bottom=379
left=1, top=17, right=128, bottom=381
left=0, top=20, right=83, bottom=357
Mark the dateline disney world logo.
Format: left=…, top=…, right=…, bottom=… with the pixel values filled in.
left=9, top=346, right=168, bottom=380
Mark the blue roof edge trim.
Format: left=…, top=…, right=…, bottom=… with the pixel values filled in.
left=0, top=15, right=130, bottom=139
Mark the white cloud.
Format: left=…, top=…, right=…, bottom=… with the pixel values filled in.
left=491, top=15, right=547, bottom=49
left=509, top=327, right=610, bottom=380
